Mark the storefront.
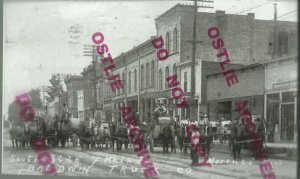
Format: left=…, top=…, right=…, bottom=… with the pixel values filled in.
left=208, top=96, right=264, bottom=121
left=264, top=56, right=297, bottom=143
left=206, top=64, right=265, bottom=121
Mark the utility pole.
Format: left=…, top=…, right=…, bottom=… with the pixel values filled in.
left=137, top=52, right=141, bottom=124
left=189, top=0, right=213, bottom=121
left=124, top=55, right=128, bottom=108
left=272, top=3, right=278, bottom=58
left=83, top=44, right=98, bottom=117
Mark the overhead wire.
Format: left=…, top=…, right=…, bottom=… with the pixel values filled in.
left=277, top=9, right=297, bottom=19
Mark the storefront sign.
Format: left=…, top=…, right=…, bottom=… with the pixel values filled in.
left=272, top=80, right=297, bottom=90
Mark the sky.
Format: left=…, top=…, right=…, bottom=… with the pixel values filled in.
left=3, top=0, right=297, bottom=118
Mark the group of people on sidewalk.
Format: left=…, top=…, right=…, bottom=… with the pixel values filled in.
left=185, top=114, right=266, bottom=166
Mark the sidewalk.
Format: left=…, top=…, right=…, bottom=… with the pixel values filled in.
left=211, top=140, right=297, bottom=161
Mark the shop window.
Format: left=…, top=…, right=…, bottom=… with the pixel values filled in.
left=266, top=93, right=280, bottom=142
left=282, top=91, right=295, bottom=103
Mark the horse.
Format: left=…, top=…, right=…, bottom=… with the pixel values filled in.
left=9, top=125, right=23, bottom=149
left=176, top=124, right=189, bottom=157
left=115, top=124, right=129, bottom=152
left=9, top=123, right=16, bottom=148
left=161, top=125, right=173, bottom=154
left=203, top=125, right=214, bottom=157
left=79, top=120, right=92, bottom=150
left=57, top=121, right=71, bottom=148
left=109, top=123, right=117, bottom=151
left=19, top=123, right=31, bottom=148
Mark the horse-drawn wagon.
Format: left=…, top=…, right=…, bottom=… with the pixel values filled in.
left=148, top=104, right=175, bottom=153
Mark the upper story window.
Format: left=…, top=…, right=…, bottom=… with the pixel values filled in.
left=134, top=69, right=137, bottom=92
left=141, top=65, right=144, bottom=89
left=184, top=71, right=188, bottom=93
left=173, top=63, right=177, bottom=76
left=122, top=71, right=125, bottom=95
left=117, top=74, right=120, bottom=96
left=165, top=66, right=169, bottom=89
left=269, top=31, right=290, bottom=57
left=173, top=27, right=178, bottom=52
left=146, top=63, right=150, bottom=88
left=278, top=31, right=289, bottom=56
left=159, top=69, right=163, bottom=91
left=128, top=71, right=131, bottom=94
left=166, top=32, right=170, bottom=52
left=151, top=61, right=155, bottom=87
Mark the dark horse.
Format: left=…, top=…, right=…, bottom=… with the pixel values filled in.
left=9, top=125, right=23, bottom=149
left=229, top=121, right=245, bottom=160
left=79, top=119, right=94, bottom=150
left=115, top=124, right=129, bottom=151
left=161, top=125, right=173, bottom=154
left=203, top=125, right=214, bottom=157
left=176, top=125, right=189, bottom=157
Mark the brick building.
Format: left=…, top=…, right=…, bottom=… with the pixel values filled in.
left=154, top=4, right=297, bottom=121
left=91, top=4, right=297, bottom=126
left=64, top=75, right=84, bottom=118
left=81, top=56, right=103, bottom=120
left=77, top=89, right=84, bottom=119
left=106, top=38, right=157, bottom=125
left=206, top=55, right=298, bottom=143
left=206, top=63, right=265, bottom=120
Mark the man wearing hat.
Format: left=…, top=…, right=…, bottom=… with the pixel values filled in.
left=186, top=124, right=199, bottom=166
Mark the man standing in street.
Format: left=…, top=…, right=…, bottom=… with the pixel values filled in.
left=187, top=124, right=199, bottom=166
left=230, top=118, right=240, bottom=159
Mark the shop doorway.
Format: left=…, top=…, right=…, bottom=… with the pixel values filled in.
left=217, top=101, right=232, bottom=120
left=281, top=104, right=295, bottom=141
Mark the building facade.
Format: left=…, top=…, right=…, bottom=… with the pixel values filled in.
left=264, top=56, right=297, bottom=143
left=95, top=4, right=297, bottom=126
left=81, top=55, right=103, bottom=120
left=206, top=64, right=265, bottom=121
left=64, top=75, right=84, bottom=118
left=77, top=89, right=84, bottom=119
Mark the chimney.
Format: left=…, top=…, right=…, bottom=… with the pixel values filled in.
left=216, top=10, right=225, bottom=17
left=247, top=13, right=255, bottom=19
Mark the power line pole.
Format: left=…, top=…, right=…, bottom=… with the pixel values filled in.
left=272, top=3, right=278, bottom=58
left=189, top=0, right=213, bottom=121
left=83, top=45, right=98, bottom=117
